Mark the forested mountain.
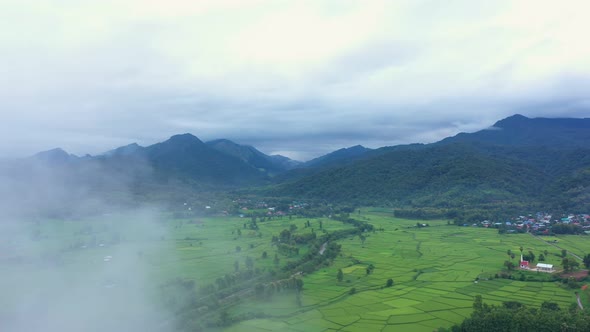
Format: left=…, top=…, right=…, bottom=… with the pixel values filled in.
left=141, top=134, right=267, bottom=186
left=270, top=145, right=375, bottom=183
left=440, top=114, right=590, bottom=148
left=0, top=134, right=271, bottom=217
left=272, top=115, right=590, bottom=211
left=206, top=139, right=301, bottom=174
left=303, top=145, right=372, bottom=168
left=3, top=114, right=589, bottom=214
left=272, top=143, right=544, bottom=207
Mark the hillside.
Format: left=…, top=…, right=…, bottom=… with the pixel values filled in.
left=143, top=134, right=266, bottom=186
left=273, top=143, right=544, bottom=207
left=440, top=114, right=590, bottom=148
left=272, top=115, right=590, bottom=211
left=3, top=114, right=590, bottom=215
left=206, top=139, right=300, bottom=174
left=304, top=145, right=372, bottom=168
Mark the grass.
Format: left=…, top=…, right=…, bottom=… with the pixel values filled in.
left=1, top=208, right=588, bottom=331
left=228, top=210, right=585, bottom=331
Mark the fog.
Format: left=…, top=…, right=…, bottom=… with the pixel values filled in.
left=0, top=156, right=177, bottom=332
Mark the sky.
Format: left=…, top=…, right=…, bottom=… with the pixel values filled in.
left=1, top=0, right=590, bottom=161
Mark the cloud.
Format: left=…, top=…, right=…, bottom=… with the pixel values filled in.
left=1, top=0, right=589, bottom=159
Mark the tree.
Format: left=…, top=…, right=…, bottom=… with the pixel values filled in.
left=337, top=269, right=344, bottom=282
left=561, top=257, right=578, bottom=272
left=584, top=254, right=590, bottom=269
left=561, top=249, right=567, bottom=258
left=262, top=251, right=268, bottom=259
left=519, top=246, right=524, bottom=254
left=295, top=291, right=302, bottom=307
left=219, top=310, right=230, bottom=326
left=349, top=287, right=356, bottom=295
left=386, top=278, right=394, bottom=287
left=280, top=229, right=291, bottom=242
left=507, top=249, right=512, bottom=257
left=504, top=260, right=515, bottom=271
left=255, top=283, right=265, bottom=298
left=541, top=301, right=560, bottom=311
left=295, top=278, right=304, bottom=292
left=528, top=251, right=535, bottom=263
left=473, top=295, right=483, bottom=313
left=539, top=253, right=545, bottom=261
left=245, top=256, right=254, bottom=270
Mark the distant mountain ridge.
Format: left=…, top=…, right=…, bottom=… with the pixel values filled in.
left=272, top=114, right=590, bottom=211
left=303, top=145, right=372, bottom=168
left=440, top=114, right=590, bottom=148
left=206, top=139, right=301, bottom=174
left=5, top=114, right=590, bottom=213
left=22, top=133, right=303, bottom=189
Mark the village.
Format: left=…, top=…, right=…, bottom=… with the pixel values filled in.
left=478, top=212, right=590, bottom=235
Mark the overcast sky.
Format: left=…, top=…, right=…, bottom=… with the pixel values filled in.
left=1, top=0, right=589, bottom=161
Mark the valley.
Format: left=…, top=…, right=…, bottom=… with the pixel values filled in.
left=2, top=208, right=588, bottom=331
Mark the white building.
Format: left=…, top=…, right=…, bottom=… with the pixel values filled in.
left=536, top=263, right=554, bottom=272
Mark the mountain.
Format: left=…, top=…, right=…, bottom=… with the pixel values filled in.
left=440, top=114, right=590, bottom=148
left=4, top=114, right=590, bottom=216
left=0, top=133, right=275, bottom=217
left=273, top=143, right=543, bottom=206
left=103, top=143, right=143, bottom=157
left=269, top=154, right=302, bottom=171
left=303, top=145, right=372, bottom=168
left=273, top=115, right=590, bottom=211
left=141, top=134, right=267, bottom=186
left=206, top=139, right=301, bottom=174
left=32, top=148, right=78, bottom=163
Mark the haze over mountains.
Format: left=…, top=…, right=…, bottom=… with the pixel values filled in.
left=2, top=114, right=589, bottom=215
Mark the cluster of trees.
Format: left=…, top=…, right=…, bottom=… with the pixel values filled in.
left=254, top=277, right=304, bottom=300
left=551, top=223, right=585, bottom=235
left=562, top=257, right=580, bottom=272
left=440, top=296, right=590, bottom=331
left=394, top=208, right=451, bottom=220
left=331, top=213, right=374, bottom=232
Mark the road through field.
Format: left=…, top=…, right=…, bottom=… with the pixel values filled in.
left=529, top=233, right=582, bottom=261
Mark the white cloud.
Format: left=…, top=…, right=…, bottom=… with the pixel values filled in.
left=1, top=0, right=589, bottom=158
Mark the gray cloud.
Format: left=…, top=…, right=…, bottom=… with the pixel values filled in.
left=1, top=0, right=589, bottom=160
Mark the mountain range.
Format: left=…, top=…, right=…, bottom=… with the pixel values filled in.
left=2, top=114, right=589, bottom=215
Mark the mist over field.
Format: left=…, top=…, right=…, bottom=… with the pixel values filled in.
left=0, top=160, right=176, bottom=332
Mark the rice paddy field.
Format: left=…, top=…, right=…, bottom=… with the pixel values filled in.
left=227, top=208, right=587, bottom=331
left=1, top=208, right=588, bottom=331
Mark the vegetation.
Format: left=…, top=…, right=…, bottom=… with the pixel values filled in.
left=440, top=296, right=590, bottom=331
left=5, top=208, right=590, bottom=331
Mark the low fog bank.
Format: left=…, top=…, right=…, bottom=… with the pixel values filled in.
left=0, top=157, right=179, bottom=331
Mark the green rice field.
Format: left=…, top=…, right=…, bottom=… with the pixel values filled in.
left=1, top=208, right=587, bottom=331
left=227, top=209, right=586, bottom=331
